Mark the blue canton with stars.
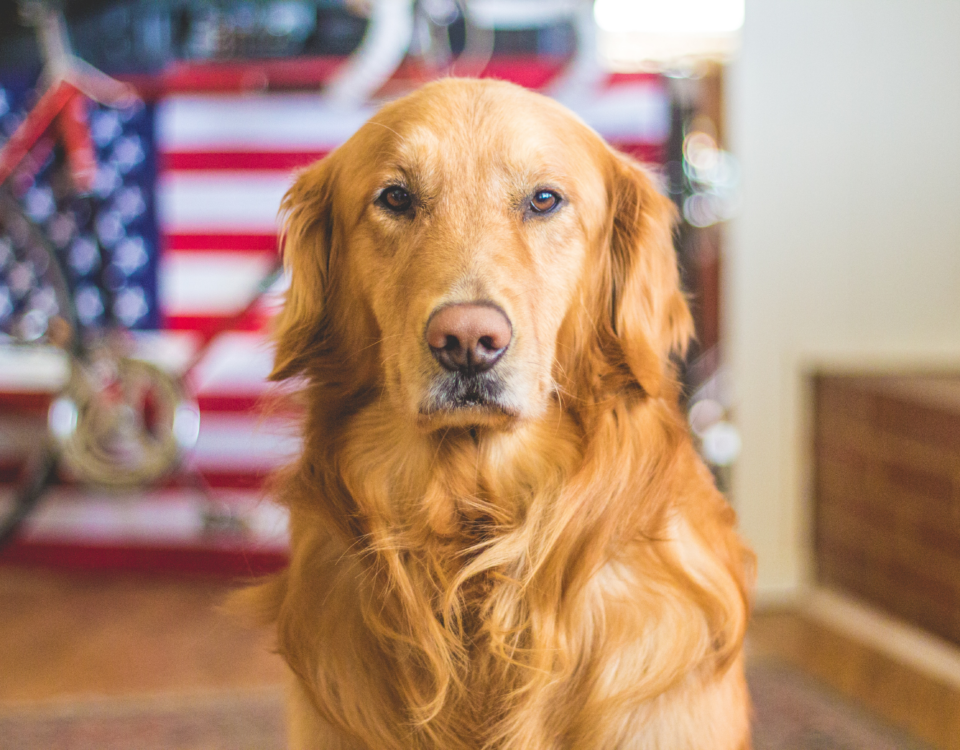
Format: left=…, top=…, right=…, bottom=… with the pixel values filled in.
left=0, top=75, right=159, bottom=341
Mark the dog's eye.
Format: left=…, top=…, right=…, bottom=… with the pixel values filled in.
left=529, top=190, right=561, bottom=215
left=378, top=186, right=413, bottom=213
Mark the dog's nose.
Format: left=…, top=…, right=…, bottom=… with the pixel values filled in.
left=426, top=303, right=512, bottom=373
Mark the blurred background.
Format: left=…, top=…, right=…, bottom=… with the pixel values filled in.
left=0, top=1, right=958, bottom=748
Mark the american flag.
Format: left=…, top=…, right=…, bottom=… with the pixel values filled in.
left=0, top=61, right=671, bottom=573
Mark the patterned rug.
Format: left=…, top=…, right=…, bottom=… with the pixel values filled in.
left=0, top=688, right=286, bottom=750
left=0, top=662, right=932, bottom=750
left=748, top=661, right=932, bottom=750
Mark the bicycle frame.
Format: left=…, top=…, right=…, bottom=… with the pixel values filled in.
left=0, top=80, right=93, bottom=192
left=1, top=5, right=134, bottom=192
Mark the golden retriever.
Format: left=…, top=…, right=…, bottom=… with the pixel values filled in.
left=242, top=78, right=755, bottom=750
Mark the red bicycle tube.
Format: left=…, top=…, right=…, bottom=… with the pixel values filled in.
left=59, top=91, right=97, bottom=193
left=0, top=81, right=78, bottom=187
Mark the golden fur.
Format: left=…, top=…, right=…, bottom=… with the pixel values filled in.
left=241, top=78, right=755, bottom=749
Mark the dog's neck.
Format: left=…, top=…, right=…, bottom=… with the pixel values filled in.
left=296, top=385, right=685, bottom=567
left=363, top=398, right=586, bottom=543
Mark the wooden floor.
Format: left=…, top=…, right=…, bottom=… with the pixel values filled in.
left=749, top=608, right=960, bottom=750
left=0, top=567, right=285, bottom=704
left=1, top=565, right=958, bottom=748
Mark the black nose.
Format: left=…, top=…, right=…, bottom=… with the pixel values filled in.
left=425, top=303, right=512, bottom=374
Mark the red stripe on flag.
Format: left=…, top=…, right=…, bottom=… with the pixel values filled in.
left=162, top=151, right=328, bottom=172
left=121, top=55, right=567, bottom=97
left=607, top=72, right=665, bottom=86
left=121, top=56, right=345, bottom=97
left=0, top=474, right=265, bottom=494
left=612, top=142, right=667, bottom=165
left=475, top=58, right=568, bottom=90
left=164, top=233, right=279, bottom=252
left=0, top=540, right=288, bottom=576
left=163, top=314, right=270, bottom=337
left=0, top=462, right=25, bottom=483
left=199, top=470, right=273, bottom=489
left=195, top=398, right=300, bottom=417
left=0, top=469, right=270, bottom=492
left=0, top=392, right=53, bottom=413
left=195, top=393, right=265, bottom=413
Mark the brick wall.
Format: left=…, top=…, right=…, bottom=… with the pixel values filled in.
left=814, top=375, right=960, bottom=645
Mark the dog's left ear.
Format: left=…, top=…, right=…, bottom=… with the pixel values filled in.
left=606, top=152, right=694, bottom=398
left=269, top=158, right=336, bottom=381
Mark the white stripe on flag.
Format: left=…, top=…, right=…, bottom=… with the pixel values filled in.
left=160, top=252, right=276, bottom=316
left=0, top=345, right=68, bottom=392
left=156, top=95, right=376, bottom=151
left=191, top=331, right=275, bottom=394
left=18, top=487, right=289, bottom=549
left=573, top=83, right=672, bottom=143
left=0, top=413, right=298, bottom=471
left=155, top=87, right=670, bottom=153
left=193, top=413, right=299, bottom=470
left=157, top=172, right=292, bottom=232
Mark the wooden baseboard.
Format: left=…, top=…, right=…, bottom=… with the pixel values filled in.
left=802, top=586, right=960, bottom=691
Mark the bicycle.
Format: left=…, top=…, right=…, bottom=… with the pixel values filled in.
left=0, top=3, right=285, bottom=554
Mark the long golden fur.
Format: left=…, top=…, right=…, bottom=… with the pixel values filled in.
left=242, top=78, right=755, bottom=749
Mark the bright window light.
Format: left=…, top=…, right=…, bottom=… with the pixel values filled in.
left=594, top=0, right=745, bottom=35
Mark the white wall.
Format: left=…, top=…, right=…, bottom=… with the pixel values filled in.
left=726, top=0, right=960, bottom=598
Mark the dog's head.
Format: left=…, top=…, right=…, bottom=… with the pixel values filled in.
left=272, top=79, right=692, bottom=431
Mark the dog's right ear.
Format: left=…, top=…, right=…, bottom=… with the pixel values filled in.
left=270, top=158, right=336, bottom=381
left=603, top=152, right=693, bottom=398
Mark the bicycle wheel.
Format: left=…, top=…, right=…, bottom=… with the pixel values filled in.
left=0, top=186, right=78, bottom=347
left=0, top=186, right=77, bottom=550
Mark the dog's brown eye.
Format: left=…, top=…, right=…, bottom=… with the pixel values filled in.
left=529, top=190, right=561, bottom=214
left=378, top=186, right=412, bottom=213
